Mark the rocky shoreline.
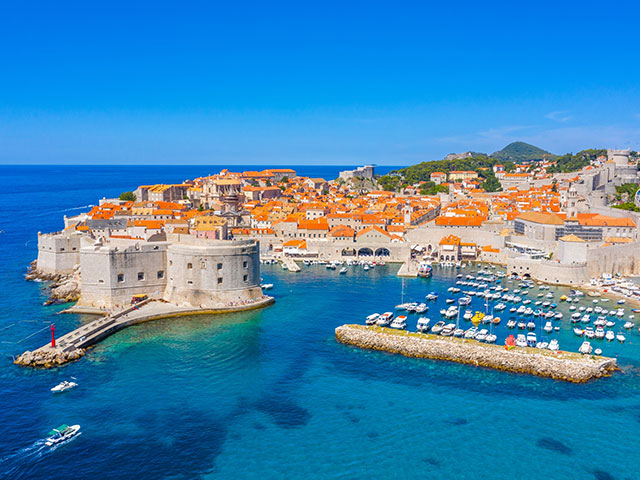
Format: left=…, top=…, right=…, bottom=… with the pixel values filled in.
left=25, top=260, right=81, bottom=305
left=14, top=347, right=85, bottom=368
left=336, top=324, right=618, bottom=383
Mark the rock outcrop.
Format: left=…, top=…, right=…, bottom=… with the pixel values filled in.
left=14, top=348, right=85, bottom=368
left=336, top=325, right=618, bottom=383
left=25, top=261, right=81, bottom=304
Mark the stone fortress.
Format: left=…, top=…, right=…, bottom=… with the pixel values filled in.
left=36, top=230, right=266, bottom=311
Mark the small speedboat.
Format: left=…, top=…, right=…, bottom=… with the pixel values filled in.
left=339, top=267, right=348, bottom=274
left=624, top=321, right=634, bottom=329
left=390, top=315, right=407, bottom=330
left=515, top=334, right=527, bottom=347
left=507, top=319, right=516, bottom=329
left=617, top=333, right=626, bottom=343
left=431, top=321, right=446, bottom=334
left=51, top=381, right=77, bottom=393
left=605, top=330, right=615, bottom=341
left=548, top=339, right=559, bottom=351
left=594, top=348, right=602, bottom=356
left=45, top=424, right=81, bottom=446
left=543, top=321, right=553, bottom=333
left=573, top=327, right=584, bottom=336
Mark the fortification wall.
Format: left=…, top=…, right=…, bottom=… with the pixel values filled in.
left=78, top=241, right=168, bottom=309
left=36, top=232, right=85, bottom=274
left=506, top=257, right=590, bottom=286
left=586, top=243, right=640, bottom=277
left=164, top=238, right=262, bottom=307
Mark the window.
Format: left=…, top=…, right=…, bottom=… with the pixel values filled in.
left=98, top=279, right=104, bottom=284
left=187, top=262, right=193, bottom=270
left=138, top=272, right=145, bottom=281
left=188, top=280, right=193, bottom=285
left=157, top=270, right=164, bottom=279
left=169, top=260, right=173, bottom=266
left=117, top=274, right=124, bottom=283
left=243, top=261, right=248, bottom=268
left=217, top=277, right=223, bottom=284
left=60, top=248, right=65, bottom=251
left=243, top=274, right=248, bottom=282
left=217, top=263, right=223, bottom=270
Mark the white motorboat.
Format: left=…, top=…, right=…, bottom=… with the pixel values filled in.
left=515, top=334, right=527, bottom=347
left=605, top=330, right=615, bottom=341
left=426, top=292, right=438, bottom=301
left=390, top=315, right=407, bottom=330
left=415, top=303, right=428, bottom=314
left=431, top=321, right=445, bottom=334
left=543, top=321, right=553, bottom=333
left=365, top=313, right=380, bottom=325
left=624, top=321, right=634, bottom=329
left=579, top=341, right=593, bottom=354
left=45, top=424, right=81, bottom=446
left=475, top=329, right=488, bottom=342
left=464, top=326, right=478, bottom=339
left=441, top=323, right=456, bottom=336
left=506, top=319, right=516, bottom=329
left=463, top=310, right=473, bottom=321
left=548, top=339, right=559, bottom=351
left=526, top=321, right=536, bottom=330
left=417, top=317, right=431, bottom=332
left=573, top=327, right=584, bottom=336
left=595, top=326, right=605, bottom=339
left=485, top=333, right=497, bottom=343
left=594, top=348, right=602, bottom=356
left=616, top=333, right=626, bottom=343
left=584, top=327, right=595, bottom=339
left=51, top=380, right=77, bottom=393
left=376, top=312, right=393, bottom=326
left=261, top=283, right=274, bottom=290
left=526, top=332, right=537, bottom=347
left=453, top=328, right=465, bottom=337
left=339, top=267, right=348, bottom=274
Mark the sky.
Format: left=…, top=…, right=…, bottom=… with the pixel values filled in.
left=1, top=0, right=639, bottom=166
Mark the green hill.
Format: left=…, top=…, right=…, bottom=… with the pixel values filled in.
left=492, top=142, right=556, bottom=163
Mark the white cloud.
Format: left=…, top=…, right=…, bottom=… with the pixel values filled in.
left=545, top=110, right=573, bottom=123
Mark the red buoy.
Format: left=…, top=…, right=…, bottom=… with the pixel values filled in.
left=50, top=324, right=55, bottom=348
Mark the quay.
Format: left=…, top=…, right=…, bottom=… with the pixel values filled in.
left=335, top=324, right=618, bottom=383
left=15, top=296, right=274, bottom=368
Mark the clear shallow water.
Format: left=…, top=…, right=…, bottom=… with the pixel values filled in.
left=1, top=166, right=640, bottom=480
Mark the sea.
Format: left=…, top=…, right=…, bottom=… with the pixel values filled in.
left=1, top=165, right=640, bottom=480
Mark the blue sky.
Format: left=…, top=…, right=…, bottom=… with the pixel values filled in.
left=1, top=0, right=639, bottom=165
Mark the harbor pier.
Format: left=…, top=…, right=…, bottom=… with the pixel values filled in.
left=15, top=296, right=274, bottom=368
left=336, top=324, right=618, bottom=383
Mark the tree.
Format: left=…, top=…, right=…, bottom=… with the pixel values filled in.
left=119, top=191, right=136, bottom=202
left=281, top=176, right=289, bottom=183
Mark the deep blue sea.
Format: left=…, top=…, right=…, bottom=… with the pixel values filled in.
left=1, top=165, right=640, bottom=480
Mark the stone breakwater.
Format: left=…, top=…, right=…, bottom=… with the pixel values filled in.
left=335, top=325, right=618, bottom=383
left=14, top=347, right=85, bottom=368
left=25, top=260, right=81, bottom=305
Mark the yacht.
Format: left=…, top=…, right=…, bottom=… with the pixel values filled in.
left=45, top=424, right=81, bottom=447
left=390, top=315, right=407, bottom=330
left=584, top=327, right=595, bottom=339
left=51, top=380, right=77, bottom=393
left=548, top=339, right=559, bottom=351
left=595, top=326, right=605, bottom=339
left=365, top=313, right=380, bottom=325
left=515, top=334, right=527, bottom=347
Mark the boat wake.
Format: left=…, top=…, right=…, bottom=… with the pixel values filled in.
left=0, top=433, right=82, bottom=474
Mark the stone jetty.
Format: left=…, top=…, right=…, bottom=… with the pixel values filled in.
left=335, top=325, right=618, bottom=383
left=15, top=296, right=275, bottom=368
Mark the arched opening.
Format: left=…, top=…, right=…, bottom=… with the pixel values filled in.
left=375, top=248, right=390, bottom=257
left=358, top=247, right=373, bottom=256
left=342, top=248, right=356, bottom=257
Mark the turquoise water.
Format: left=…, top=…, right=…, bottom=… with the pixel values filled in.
left=1, top=166, right=640, bottom=479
